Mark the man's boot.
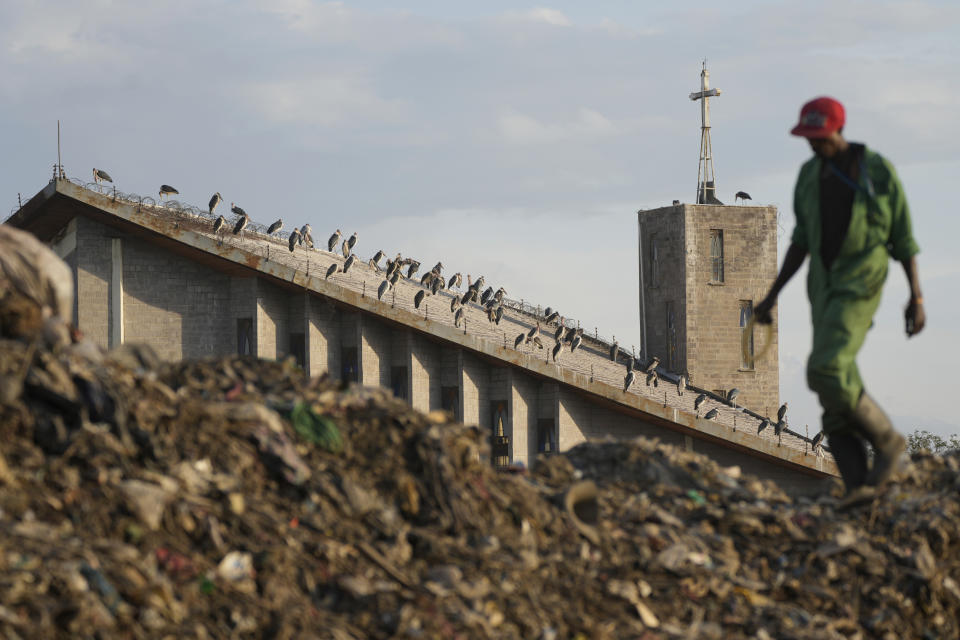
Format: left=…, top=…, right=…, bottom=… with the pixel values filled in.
left=827, top=432, right=868, bottom=492
left=852, top=392, right=905, bottom=486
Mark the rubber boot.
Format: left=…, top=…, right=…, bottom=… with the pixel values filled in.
left=827, top=432, right=868, bottom=493
left=852, top=392, right=905, bottom=486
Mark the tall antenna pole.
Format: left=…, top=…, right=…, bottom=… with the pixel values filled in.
left=689, top=61, right=722, bottom=204
left=57, top=120, right=62, bottom=179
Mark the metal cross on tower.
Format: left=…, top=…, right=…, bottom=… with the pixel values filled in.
left=689, top=61, right=722, bottom=204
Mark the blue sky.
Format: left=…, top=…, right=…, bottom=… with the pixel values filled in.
left=2, top=0, right=958, bottom=437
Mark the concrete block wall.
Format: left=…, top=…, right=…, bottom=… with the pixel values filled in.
left=256, top=280, right=290, bottom=361
left=684, top=204, right=779, bottom=413
left=75, top=217, right=112, bottom=349
left=638, top=205, right=687, bottom=371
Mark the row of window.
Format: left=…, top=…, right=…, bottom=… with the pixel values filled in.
left=648, top=229, right=725, bottom=286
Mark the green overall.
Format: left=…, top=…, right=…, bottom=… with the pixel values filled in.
left=791, top=146, right=919, bottom=434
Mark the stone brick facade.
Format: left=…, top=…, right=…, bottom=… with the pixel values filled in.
left=639, top=203, right=780, bottom=416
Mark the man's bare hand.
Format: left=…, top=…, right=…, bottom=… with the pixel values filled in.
left=905, top=299, right=925, bottom=337
left=754, top=297, right=775, bottom=325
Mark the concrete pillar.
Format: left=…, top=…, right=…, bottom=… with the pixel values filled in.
left=110, top=237, right=123, bottom=347
left=557, top=388, right=589, bottom=451
left=306, top=296, right=339, bottom=378
left=359, top=315, right=390, bottom=389
left=408, top=332, right=430, bottom=412
left=440, top=348, right=461, bottom=421
left=460, top=352, right=488, bottom=428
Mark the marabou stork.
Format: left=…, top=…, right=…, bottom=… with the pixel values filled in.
left=208, top=192, right=222, bottom=214
left=624, top=370, right=636, bottom=392
left=346, top=232, right=358, bottom=251
left=328, top=229, right=341, bottom=252
left=570, top=333, right=582, bottom=353
left=694, top=393, right=707, bottom=415
left=267, top=219, right=283, bottom=236
left=213, top=215, right=226, bottom=235
left=325, top=263, right=339, bottom=279
left=609, top=340, right=618, bottom=362
left=735, top=191, right=752, bottom=203
left=480, top=286, right=494, bottom=306
left=159, top=185, right=179, bottom=199
left=532, top=336, right=544, bottom=350
left=727, top=388, right=740, bottom=407
left=232, top=213, right=249, bottom=237
left=677, top=375, right=686, bottom=397
left=377, top=280, right=390, bottom=301
left=514, top=333, right=525, bottom=349
left=645, top=356, right=660, bottom=374
left=757, top=419, right=770, bottom=435
left=343, top=253, right=357, bottom=274
left=231, top=203, right=246, bottom=217
left=454, top=307, right=464, bottom=328
left=495, top=305, right=504, bottom=325
left=450, top=294, right=462, bottom=313
left=777, top=402, right=789, bottom=422
left=93, top=168, right=113, bottom=184
left=414, top=290, right=426, bottom=309
left=288, top=228, right=301, bottom=252
left=448, top=272, right=462, bottom=289
left=407, top=260, right=421, bottom=279
left=703, top=408, right=719, bottom=421
left=552, top=341, right=562, bottom=362
left=300, top=224, right=313, bottom=247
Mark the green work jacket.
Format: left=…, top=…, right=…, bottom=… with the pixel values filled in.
left=791, top=145, right=920, bottom=312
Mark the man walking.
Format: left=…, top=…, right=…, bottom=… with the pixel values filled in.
left=754, top=97, right=925, bottom=493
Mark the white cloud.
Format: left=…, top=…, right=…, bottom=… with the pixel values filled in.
left=498, top=108, right=618, bottom=144
left=503, top=7, right=572, bottom=27
left=238, top=74, right=407, bottom=128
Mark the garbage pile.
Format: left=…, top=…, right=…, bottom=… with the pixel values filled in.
left=2, top=230, right=960, bottom=639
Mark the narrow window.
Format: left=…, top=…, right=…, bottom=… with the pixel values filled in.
left=709, top=229, right=724, bottom=283
left=341, top=346, right=358, bottom=383
left=649, top=234, right=660, bottom=288
left=441, top=386, right=459, bottom=419
left=391, top=366, right=408, bottom=400
left=237, top=318, right=253, bottom=356
left=289, top=332, right=305, bottom=368
left=740, top=300, right=754, bottom=370
left=666, top=301, right=678, bottom=370
left=537, top=418, right=557, bottom=454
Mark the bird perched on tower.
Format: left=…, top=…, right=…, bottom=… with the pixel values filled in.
left=288, top=228, right=301, bottom=252
left=609, top=340, right=618, bottom=363
left=694, top=393, right=707, bottom=415
left=231, top=203, right=246, bottom=217
left=159, top=185, right=179, bottom=200
left=327, top=229, right=341, bottom=253
left=777, top=402, right=789, bottom=422
left=213, top=215, right=226, bottom=235
left=757, top=418, right=770, bottom=435
left=347, top=232, right=358, bottom=251
left=93, top=168, right=113, bottom=184
left=407, top=260, right=421, bottom=279
left=735, top=191, right=752, bottom=203
left=645, top=356, right=660, bottom=374
left=267, top=219, right=283, bottom=236
left=448, top=272, right=462, bottom=289
left=208, top=192, right=222, bottom=214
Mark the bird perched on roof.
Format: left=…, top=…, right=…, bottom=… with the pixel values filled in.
left=454, top=307, right=464, bottom=328
left=208, top=192, right=222, bottom=214
left=231, top=203, right=246, bottom=217
left=325, top=263, right=339, bottom=279
left=551, top=341, right=562, bottom=362
left=389, top=269, right=401, bottom=286
left=554, top=322, right=565, bottom=343
left=564, top=326, right=577, bottom=344
left=213, top=215, right=226, bottom=235
left=811, top=430, right=824, bottom=451
left=420, top=272, right=433, bottom=287
left=267, top=219, right=283, bottom=236
left=757, top=418, right=770, bottom=435
left=377, top=279, right=390, bottom=301
left=624, top=369, right=635, bottom=392
left=93, top=168, right=113, bottom=184
left=407, top=260, right=421, bottom=279
left=432, top=261, right=444, bottom=274
left=473, top=275, right=485, bottom=291
left=777, top=402, right=788, bottom=422
left=609, top=339, right=618, bottom=363
left=625, top=355, right=635, bottom=373
left=431, top=277, right=442, bottom=296
left=343, top=253, right=357, bottom=274
left=494, top=287, right=506, bottom=302
left=727, top=388, right=740, bottom=406
left=372, top=250, right=385, bottom=265
left=645, top=371, right=658, bottom=386
left=450, top=294, right=462, bottom=313
left=532, top=336, right=544, bottom=350
left=347, top=232, right=358, bottom=251
left=159, top=185, right=179, bottom=199
left=677, top=375, right=686, bottom=397
left=486, top=305, right=497, bottom=323
left=570, top=332, right=582, bottom=353
left=735, top=191, right=752, bottom=203
left=545, top=310, right=560, bottom=325
left=480, top=286, right=494, bottom=307
left=645, top=356, right=660, bottom=374
left=526, top=323, right=540, bottom=344
left=414, top=290, right=425, bottom=309
left=704, top=408, right=719, bottom=421
left=774, top=419, right=786, bottom=437
left=232, top=212, right=249, bottom=236
left=328, top=229, right=341, bottom=252
left=461, top=288, right=476, bottom=305
left=448, top=272, right=462, bottom=289
left=341, top=241, right=351, bottom=258
left=299, top=224, right=313, bottom=247
left=514, top=333, right=525, bottom=349
left=694, top=393, right=707, bottom=415
left=288, top=228, right=301, bottom=252
left=495, top=305, right=504, bottom=325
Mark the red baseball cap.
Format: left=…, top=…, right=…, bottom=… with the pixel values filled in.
left=790, top=97, right=845, bottom=138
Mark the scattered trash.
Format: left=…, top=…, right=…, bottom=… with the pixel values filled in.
left=1, top=260, right=960, bottom=638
